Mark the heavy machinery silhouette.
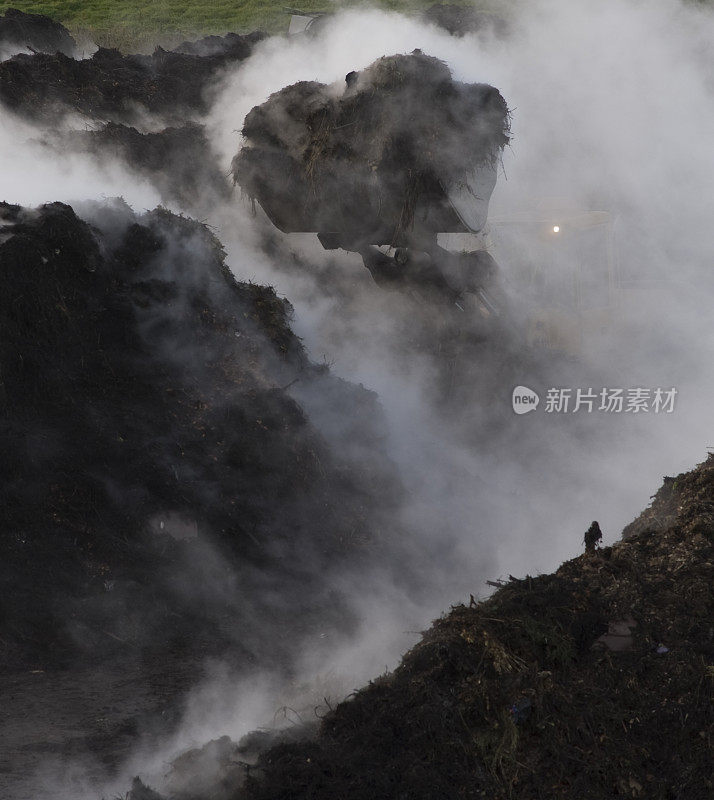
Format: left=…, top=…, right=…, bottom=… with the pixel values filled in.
left=234, top=52, right=509, bottom=322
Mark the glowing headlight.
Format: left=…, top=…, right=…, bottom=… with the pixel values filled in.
left=552, top=225, right=560, bottom=233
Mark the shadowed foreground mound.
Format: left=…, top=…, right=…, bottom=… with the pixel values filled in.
left=234, top=461, right=713, bottom=800
left=0, top=200, right=399, bottom=671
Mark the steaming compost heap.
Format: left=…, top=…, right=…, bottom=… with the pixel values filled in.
left=3, top=11, right=710, bottom=800
left=61, top=122, right=230, bottom=208
left=0, top=7, right=76, bottom=58
left=0, top=199, right=400, bottom=671
left=239, top=462, right=714, bottom=800
left=422, top=5, right=509, bottom=38
left=0, top=30, right=265, bottom=121
left=0, top=21, right=269, bottom=212
left=233, top=52, right=510, bottom=249
left=130, top=460, right=713, bottom=800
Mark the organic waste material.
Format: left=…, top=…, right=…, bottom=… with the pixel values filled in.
left=233, top=51, right=510, bottom=248
left=0, top=199, right=400, bottom=672
left=61, top=121, right=230, bottom=208
left=0, top=30, right=265, bottom=122
left=0, top=7, right=76, bottom=59
left=2, top=11, right=710, bottom=800
left=422, top=4, right=509, bottom=38
left=125, top=459, right=714, bottom=800
left=234, top=460, right=713, bottom=800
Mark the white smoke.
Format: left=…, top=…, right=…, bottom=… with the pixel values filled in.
left=188, top=0, right=714, bottom=750
left=207, top=0, right=714, bottom=580
left=0, top=113, right=161, bottom=208
left=6, top=0, right=714, bottom=796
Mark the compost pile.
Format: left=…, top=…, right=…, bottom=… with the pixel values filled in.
left=173, top=32, right=262, bottom=58
left=0, top=199, right=400, bottom=672
left=197, top=460, right=712, bottom=800
left=422, top=5, right=509, bottom=38
left=0, top=30, right=265, bottom=122
left=0, top=7, right=76, bottom=59
left=0, top=14, right=267, bottom=214
left=233, top=52, right=509, bottom=247
left=0, top=16, right=265, bottom=211
left=61, top=122, right=230, bottom=208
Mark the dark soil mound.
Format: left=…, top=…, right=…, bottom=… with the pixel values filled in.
left=423, top=4, right=509, bottom=38
left=0, top=31, right=265, bottom=122
left=0, top=199, right=399, bottom=672
left=173, top=32, right=264, bottom=59
left=233, top=52, right=509, bottom=248
left=61, top=122, right=230, bottom=208
left=237, top=461, right=714, bottom=800
left=0, top=7, right=76, bottom=58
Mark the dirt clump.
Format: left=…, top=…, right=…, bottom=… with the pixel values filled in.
left=233, top=51, right=509, bottom=249
left=0, top=7, right=76, bottom=59
left=0, top=199, right=399, bottom=673
left=233, top=460, right=714, bottom=800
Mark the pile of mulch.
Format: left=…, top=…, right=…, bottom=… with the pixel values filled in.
left=227, top=460, right=712, bottom=800
left=129, top=727, right=320, bottom=800
left=60, top=122, right=230, bottom=208
left=619, top=465, right=714, bottom=540
left=0, top=7, right=76, bottom=58
left=0, top=30, right=265, bottom=122
left=0, top=199, right=400, bottom=672
left=422, top=4, right=509, bottom=38
left=173, top=32, right=264, bottom=59
left=0, top=14, right=265, bottom=211
left=233, top=51, right=509, bottom=248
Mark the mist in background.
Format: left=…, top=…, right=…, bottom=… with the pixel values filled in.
left=2, top=0, right=714, bottom=796
left=108, top=2, right=714, bottom=790
left=208, top=0, right=713, bottom=579
left=0, top=113, right=162, bottom=208
left=134, top=0, right=714, bottom=790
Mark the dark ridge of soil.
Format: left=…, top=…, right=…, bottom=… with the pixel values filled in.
left=422, top=4, right=510, bottom=38
left=0, top=199, right=400, bottom=674
left=225, top=460, right=713, bottom=800
left=58, top=122, right=230, bottom=208
left=233, top=51, right=509, bottom=247
left=172, top=32, right=264, bottom=59
left=0, top=30, right=265, bottom=122
left=0, top=7, right=76, bottom=57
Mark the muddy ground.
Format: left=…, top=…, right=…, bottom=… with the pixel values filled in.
left=0, top=651, right=202, bottom=800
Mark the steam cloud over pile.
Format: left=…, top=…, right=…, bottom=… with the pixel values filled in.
left=1, top=0, right=713, bottom=798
